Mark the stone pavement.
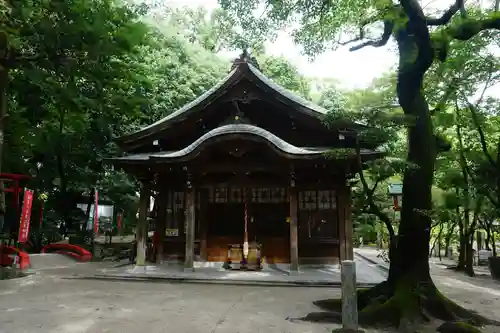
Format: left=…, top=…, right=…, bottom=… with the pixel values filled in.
left=2, top=262, right=499, bottom=333
left=82, top=258, right=387, bottom=287
left=354, top=246, right=492, bottom=276
left=353, top=247, right=389, bottom=271
left=0, top=271, right=399, bottom=333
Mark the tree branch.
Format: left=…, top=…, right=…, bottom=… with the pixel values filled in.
left=430, top=76, right=461, bottom=115
left=368, top=179, right=380, bottom=197
left=354, top=134, right=395, bottom=237
left=467, top=195, right=483, bottom=235
left=447, top=16, right=500, bottom=41
left=426, top=0, right=466, bottom=26
left=339, top=26, right=366, bottom=46
left=349, top=20, right=394, bottom=51
left=462, top=96, right=497, bottom=169
left=339, top=8, right=393, bottom=47
left=455, top=101, right=500, bottom=209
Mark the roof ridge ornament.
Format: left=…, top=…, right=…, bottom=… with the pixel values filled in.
left=230, top=48, right=261, bottom=71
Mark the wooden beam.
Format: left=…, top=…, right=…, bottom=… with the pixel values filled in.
left=184, top=173, right=195, bottom=272
left=136, top=181, right=151, bottom=266
left=194, top=162, right=287, bottom=174
left=338, top=179, right=353, bottom=262
left=289, top=172, right=299, bottom=273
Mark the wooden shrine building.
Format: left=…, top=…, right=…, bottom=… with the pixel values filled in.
left=108, top=52, right=382, bottom=272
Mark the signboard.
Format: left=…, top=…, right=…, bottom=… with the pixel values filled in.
left=165, top=229, right=179, bottom=237
left=93, top=189, right=99, bottom=234
left=388, top=183, right=403, bottom=195
left=18, top=189, right=34, bottom=243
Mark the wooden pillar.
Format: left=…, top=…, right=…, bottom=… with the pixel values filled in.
left=184, top=176, right=195, bottom=271
left=199, top=189, right=208, bottom=261
left=339, top=180, right=353, bottom=262
left=289, top=172, right=299, bottom=273
left=155, top=188, right=168, bottom=264
left=136, top=181, right=151, bottom=267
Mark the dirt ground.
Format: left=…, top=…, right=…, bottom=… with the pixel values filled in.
left=0, top=262, right=499, bottom=333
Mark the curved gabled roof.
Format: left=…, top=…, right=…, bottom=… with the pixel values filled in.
left=109, top=124, right=382, bottom=164
left=117, top=60, right=364, bottom=147
left=149, top=124, right=327, bottom=160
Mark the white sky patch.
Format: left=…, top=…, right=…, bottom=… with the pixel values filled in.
left=160, top=0, right=499, bottom=95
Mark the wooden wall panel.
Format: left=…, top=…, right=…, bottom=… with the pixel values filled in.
left=205, top=236, right=290, bottom=263
left=260, top=237, right=289, bottom=264
left=207, top=236, right=239, bottom=262
left=299, top=241, right=340, bottom=265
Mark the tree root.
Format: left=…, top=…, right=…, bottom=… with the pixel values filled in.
left=300, top=280, right=499, bottom=330
left=437, top=321, right=484, bottom=333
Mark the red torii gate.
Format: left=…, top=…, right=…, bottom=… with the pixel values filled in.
left=0, top=174, right=33, bottom=268
left=0, top=173, right=43, bottom=231
left=0, top=173, right=31, bottom=213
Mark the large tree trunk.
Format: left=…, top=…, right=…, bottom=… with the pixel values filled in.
left=492, top=232, right=497, bottom=257
left=305, top=4, right=500, bottom=329
left=348, top=27, right=441, bottom=328
left=388, top=26, right=435, bottom=288
left=350, top=24, right=489, bottom=328
left=465, top=232, right=475, bottom=276
left=484, top=223, right=491, bottom=250
left=458, top=232, right=467, bottom=269
left=457, top=208, right=466, bottom=270
left=444, top=222, right=456, bottom=258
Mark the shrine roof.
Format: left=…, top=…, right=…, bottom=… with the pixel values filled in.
left=116, top=57, right=364, bottom=147
left=108, top=124, right=383, bottom=164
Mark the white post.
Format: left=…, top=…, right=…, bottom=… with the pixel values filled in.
left=341, top=260, right=359, bottom=331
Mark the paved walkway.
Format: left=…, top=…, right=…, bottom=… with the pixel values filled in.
left=2, top=259, right=499, bottom=333
left=83, top=258, right=387, bottom=287
left=0, top=271, right=400, bottom=333
left=354, top=247, right=492, bottom=276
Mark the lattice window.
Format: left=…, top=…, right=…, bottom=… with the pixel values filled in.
left=230, top=187, right=242, bottom=203
left=260, top=188, right=270, bottom=203
left=251, top=188, right=272, bottom=203
left=270, top=188, right=286, bottom=203
left=252, top=188, right=258, bottom=202
left=299, top=190, right=317, bottom=210
left=298, top=189, right=338, bottom=239
left=214, top=187, right=228, bottom=203
left=318, top=190, right=337, bottom=209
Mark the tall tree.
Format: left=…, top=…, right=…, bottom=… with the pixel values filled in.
left=220, top=0, right=500, bottom=329
left=3, top=0, right=152, bottom=237
left=2, top=0, right=234, bottom=242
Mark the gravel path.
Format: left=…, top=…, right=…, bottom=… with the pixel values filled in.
left=1, top=259, right=499, bottom=333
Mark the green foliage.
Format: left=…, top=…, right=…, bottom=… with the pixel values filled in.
left=219, top=0, right=380, bottom=56
left=258, top=55, right=311, bottom=98
left=1, top=1, right=228, bottom=240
